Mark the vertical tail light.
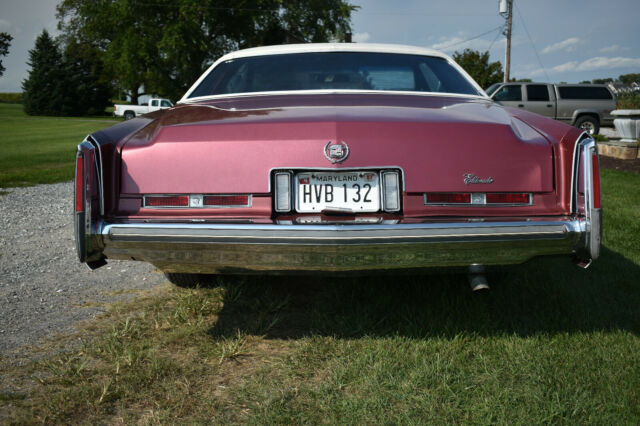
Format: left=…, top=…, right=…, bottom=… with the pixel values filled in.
left=382, top=171, right=401, bottom=212
left=591, top=150, right=601, bottom=209
left=274, top=172, right=292, bottom=212
left=75, top=153, right=84, bottom=212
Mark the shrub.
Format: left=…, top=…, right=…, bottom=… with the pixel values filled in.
left=0, top=93, right=21, bottom=103
left=617, top=93, right=640, bottom=109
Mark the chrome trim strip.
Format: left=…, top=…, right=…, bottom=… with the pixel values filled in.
left=570, top=131, right=591, bottom=214
left=86, top=135, right=104, bottom=216
left=570, top=134, right=600, bottom=261
left=103, top=220, right=581, bottom=244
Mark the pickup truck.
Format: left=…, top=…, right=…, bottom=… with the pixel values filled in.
left=485, top=83, right=616, bottom=135
left=113, top=98, right=174, bottom=120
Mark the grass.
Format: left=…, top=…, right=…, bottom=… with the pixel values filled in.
left=1, top=169, right=638, bottom=423
left=0, top=103, right=118, bottom=188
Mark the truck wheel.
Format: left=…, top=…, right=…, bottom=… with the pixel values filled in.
left=164, top=272, right=216, bottom=288
left=123, top=111, right=135, bottom=120
left=575, top=115, right=599, bottom=135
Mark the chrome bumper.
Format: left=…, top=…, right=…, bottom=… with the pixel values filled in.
left=99, top=218, right=592, bottom=273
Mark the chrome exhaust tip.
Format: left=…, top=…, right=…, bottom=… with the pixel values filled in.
left=468, top=264, right=490, bottom=292
left=469, top=274, right=490, bottom=292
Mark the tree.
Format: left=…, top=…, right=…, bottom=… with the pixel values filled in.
left=452, top=49, right=503, bottom=89
left=22, top=31, right=66, bottom=115
left=619, top=73, right=640, bottom=85
left=0, top=32, right=13, bottom=77
left=62, top=40, right=113, bottom=115
left=56, top=0, right=358, bottom=103
left=592, top=78, right=612, bottom=84
left=22, top=30, right=111, bottom=116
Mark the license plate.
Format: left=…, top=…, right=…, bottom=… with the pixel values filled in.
left=295, top=171, right=380, bottom=213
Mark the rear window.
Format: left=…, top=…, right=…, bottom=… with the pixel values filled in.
left=526, top=85, right=550, bottom=101
left=558, top=86, right=612, bottom=100
left=188, top=52, right=480, bottom=98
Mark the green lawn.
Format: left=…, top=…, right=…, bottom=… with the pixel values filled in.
left=0, top=108, right=638, bottom=423
left=0, top=103, right=118, bottom=188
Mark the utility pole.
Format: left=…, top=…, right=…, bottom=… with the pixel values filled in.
left=500, top=0, right=513, bottom=82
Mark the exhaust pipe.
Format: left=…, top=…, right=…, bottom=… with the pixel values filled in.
left=468, top=264, right=490, bottom=292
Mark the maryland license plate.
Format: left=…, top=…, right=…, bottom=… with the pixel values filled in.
left=295, top=171, right=380, bottom=213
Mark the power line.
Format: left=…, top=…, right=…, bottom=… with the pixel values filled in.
left=515, top=4, right=550, bottom=82
left=487, top=23, right=504, bottom=53
left=437, top=26, right=503, bottom=51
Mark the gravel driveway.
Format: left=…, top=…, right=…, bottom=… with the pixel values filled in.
left=0, top=182, right=165, bottom=354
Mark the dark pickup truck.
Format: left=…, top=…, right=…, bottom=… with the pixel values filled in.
left=485, top=82, right=617, bottom=135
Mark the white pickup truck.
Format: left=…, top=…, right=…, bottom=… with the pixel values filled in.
left=113, top=98, right=174, bottom=120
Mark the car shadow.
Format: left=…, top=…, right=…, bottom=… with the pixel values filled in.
left=206, top=245, right=639, bottom=340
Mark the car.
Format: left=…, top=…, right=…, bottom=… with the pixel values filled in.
left=485, top=82, right=616, bottom=135
left=74, top=43, right=601, bottom=291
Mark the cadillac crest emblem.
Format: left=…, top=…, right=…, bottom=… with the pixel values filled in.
left=324, top=141, right=349, bottom=163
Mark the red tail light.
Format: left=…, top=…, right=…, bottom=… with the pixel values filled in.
left=204, top=195, right=250, bottom=206
left=426, top=193, right=471, bottom=204
left=145, top=196, right=189, bottom=207
left=591, top=153, right=600, bottom=209
left=486, top=193, right=530, bottom=204
left=75, top=154, right=84, bottom=212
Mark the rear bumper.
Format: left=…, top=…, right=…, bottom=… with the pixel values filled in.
left=99, top=217, right=594, bottom=273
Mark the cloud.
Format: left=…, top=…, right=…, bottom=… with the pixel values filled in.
left=353, top=32, right=370, bottom=43
left=0, top=19, right=11, bottom=30
left=530, top=56, right=640, bottom=76
left=429, top=32, right=508, bottom=54
left=579, top=56, right=640, bottom=70
left=599, top=44, right=620, bottom=53
left=541, top=37, right=580, bottom=54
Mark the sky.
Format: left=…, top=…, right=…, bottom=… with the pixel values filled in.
left=0, top=0, right=639, bottom=92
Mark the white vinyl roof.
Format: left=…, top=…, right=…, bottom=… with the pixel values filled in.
left=214, top=43, right=450, bottom=62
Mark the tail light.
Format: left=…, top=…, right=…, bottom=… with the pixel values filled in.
left=426, top=193, right=471, bottom=204
left=591, top=152, right=601, bottom=209
left=425, top=192, right=531, bottom=206
left=486, top=193, right=530, bottom=204
left=143, top=194, right=251, bottom=208
left=204, top=195, right=250, bottom=207
left=145, top=195, right=189, bottom=207
left=75, top=153, right=84, bottom=212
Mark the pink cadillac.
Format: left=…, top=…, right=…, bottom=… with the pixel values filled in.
left=74, top=44, right=601, bottom=289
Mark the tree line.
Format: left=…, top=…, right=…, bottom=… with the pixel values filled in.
left=21, top=0, right=358, bottom=116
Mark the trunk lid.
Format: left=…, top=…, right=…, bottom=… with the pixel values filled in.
left=120, top=94, right=553, bottom=195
